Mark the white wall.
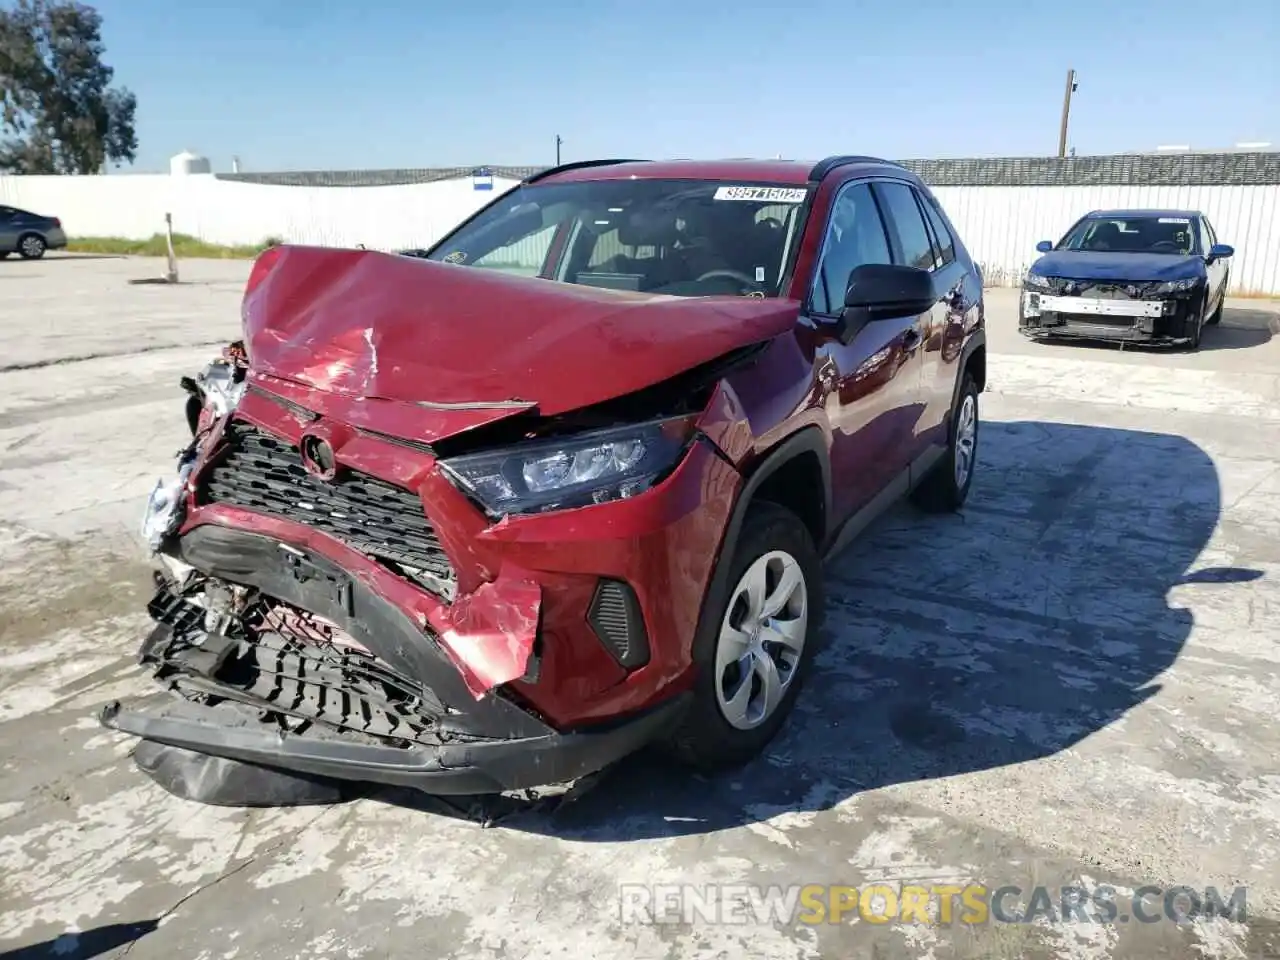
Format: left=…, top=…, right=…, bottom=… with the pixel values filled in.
left=2, top=173, right=1277, bottom=295
left=0, top=173, right=524, bottom=252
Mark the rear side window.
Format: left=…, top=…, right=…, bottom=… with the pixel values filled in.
left=921, top=194, right=956, bottom=266
left=873, top=182, right=936, bottom=271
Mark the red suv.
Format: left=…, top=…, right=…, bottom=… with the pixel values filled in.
left=105, top=157, right=987, bottom=804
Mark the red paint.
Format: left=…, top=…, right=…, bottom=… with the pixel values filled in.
left=184, top=158, right=985, bottom=731
left=242, top=244, right=800, bottom=418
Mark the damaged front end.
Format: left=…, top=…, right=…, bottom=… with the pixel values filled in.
left=1019, top=277, right=1205, bottom=345
left=105, top=340, right=710, bottom=804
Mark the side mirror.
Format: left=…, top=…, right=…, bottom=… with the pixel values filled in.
left=835, top=263, right=937, bottom=344
left=1208, top=243, right=1234, bottom=261
left=1035, top=240, right=1054, bottom=253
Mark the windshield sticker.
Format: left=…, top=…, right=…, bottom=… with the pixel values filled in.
left=714, top=186, right=807, bottom=203
left=1158, top=217, right=1191, bottom=224
left=443, top=251, right=467, bottom=264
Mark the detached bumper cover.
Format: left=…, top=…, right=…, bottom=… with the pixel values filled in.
left=100, top=693, right=689, bottom=796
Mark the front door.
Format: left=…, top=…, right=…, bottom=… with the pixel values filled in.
left=801, top=180, right=925, bottom=526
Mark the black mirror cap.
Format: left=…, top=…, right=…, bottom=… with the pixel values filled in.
left=843, top=263, right=938, bottom=316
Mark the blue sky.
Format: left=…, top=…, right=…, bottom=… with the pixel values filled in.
left=91, top=0, right=1279, bottom=173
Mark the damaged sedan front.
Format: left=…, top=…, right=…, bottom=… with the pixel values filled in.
left=1017, top=209, right=1234, bottom=351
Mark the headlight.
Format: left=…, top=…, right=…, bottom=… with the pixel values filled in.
left=439, top=417, right=694, bottom=516
left=1151, top=277, right=1201, bottom=295
left=1023, top=273, right=1052, bottom=290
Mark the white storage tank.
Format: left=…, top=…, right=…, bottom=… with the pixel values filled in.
left=170, top=150, right=212, bottom=175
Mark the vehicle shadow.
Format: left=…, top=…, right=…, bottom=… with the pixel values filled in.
left=0, top=920, right=159, bottom=960
left=371, top=418, right=1261, bottom=837
left=1200, top=307, right=1278, bottom=352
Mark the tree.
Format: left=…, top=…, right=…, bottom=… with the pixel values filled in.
left=0, top=0, right=137, bottom=174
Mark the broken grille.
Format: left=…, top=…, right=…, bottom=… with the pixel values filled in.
left=143, top=583, right=464, bottom=747
left=199, top=420, right=455, bottom=599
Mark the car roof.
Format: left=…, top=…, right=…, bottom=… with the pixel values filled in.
left=1086, top=208, right=1203, bottom=220
left=531, top=157, right=909, bottom=186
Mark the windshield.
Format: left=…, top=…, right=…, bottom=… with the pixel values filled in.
left=424, top=179, right=811, bottom=297
left=1058, top=215, right=1199, bottom=255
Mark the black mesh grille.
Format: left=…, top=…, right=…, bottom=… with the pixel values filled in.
left=199, top=421, right=455, bottom=598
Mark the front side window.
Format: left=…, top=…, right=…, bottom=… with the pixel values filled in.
left=809, top=182, right=892, bottom=315
left=1058, top=215, right=1199, bottom=255
left=427, top=179, right=811, bottom=298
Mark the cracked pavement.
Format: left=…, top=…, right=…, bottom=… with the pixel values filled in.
left=1, top=255, right=1279, bottom=960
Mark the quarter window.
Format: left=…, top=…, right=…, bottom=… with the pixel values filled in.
left=810, top=182, right=892, bottom=316
left=874, top=182, right=937, bottom=272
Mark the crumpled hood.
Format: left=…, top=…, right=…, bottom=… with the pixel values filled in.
left=241, top=245, right=798, bottom=417
left=1030, top=250, right=1206, bottom=282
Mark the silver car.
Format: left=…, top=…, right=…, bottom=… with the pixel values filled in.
left=0, top=204, right=68, bottom=260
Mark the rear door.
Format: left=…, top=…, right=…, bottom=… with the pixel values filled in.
left=0, top=207, right=19, bottom=252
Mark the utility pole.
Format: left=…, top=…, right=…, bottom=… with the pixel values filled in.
left=1057, top=68, right=1078, bottom=158
left=555, top=135, right=562, bottom=165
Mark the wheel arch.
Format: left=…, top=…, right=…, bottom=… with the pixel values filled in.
left=688, top=426, right=831, bottom=666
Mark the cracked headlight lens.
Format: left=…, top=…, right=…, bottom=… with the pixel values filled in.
left=1023, top=272, right=1052, bottom=290
left=1151, top=277, right=1201, bottom=295
left=439, top=417, right=694, bottom=516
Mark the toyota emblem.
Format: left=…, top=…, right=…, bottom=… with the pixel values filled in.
left=299, top=433, right=337, bottom=480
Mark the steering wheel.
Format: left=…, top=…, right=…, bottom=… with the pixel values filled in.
left=1150, top=240, right=1181, bottom=253
left=696, top=268, right=762, bottom=290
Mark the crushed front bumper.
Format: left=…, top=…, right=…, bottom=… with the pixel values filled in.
left=102, top=536, right=690, bottom=796
left=1018, top=290, right=1201, bottom=344
left=100, top=695, right=688, bottom=796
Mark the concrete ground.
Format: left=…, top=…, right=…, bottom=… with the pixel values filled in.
left=1, top=254, right=1279, bottom=960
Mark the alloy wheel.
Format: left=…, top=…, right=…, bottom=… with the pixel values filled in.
left=954, top=393, right=977, bottom=488
left=714, top=549, right=809, bottom=731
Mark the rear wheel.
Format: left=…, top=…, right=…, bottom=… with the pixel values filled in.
left=666, top=501, right=823, bottom=772
left=911, top=373, right=979, bottom=513
left=18, top=234, right=46, bottom=260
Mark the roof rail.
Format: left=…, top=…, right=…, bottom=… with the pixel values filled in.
left=808, top=155, right=905, bottom=182
left=523, top=158, right=649, bottom=184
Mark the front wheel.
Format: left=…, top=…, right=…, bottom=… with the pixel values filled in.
left=665, top=501, right=823, bottom=772
left=1206, top=293, right=1224, bottom=326
left=911, top=373, right=979, bottom=513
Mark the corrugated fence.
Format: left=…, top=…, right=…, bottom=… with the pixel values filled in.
left=3, top=152, right=1278, bottom=294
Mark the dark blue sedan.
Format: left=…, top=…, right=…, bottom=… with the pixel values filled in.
left=1018, top=208, right=1234, bottom=351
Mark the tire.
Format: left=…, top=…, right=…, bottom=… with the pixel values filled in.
left=665, top=500, right=824, bottom=772
left=1206, top=293, right=1224, bottom=326
left=17, top=233, right=46, bottom=260
left=1183, top=297, right=1207, bottom=351
left=910, top=373, right=979, bottom=513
